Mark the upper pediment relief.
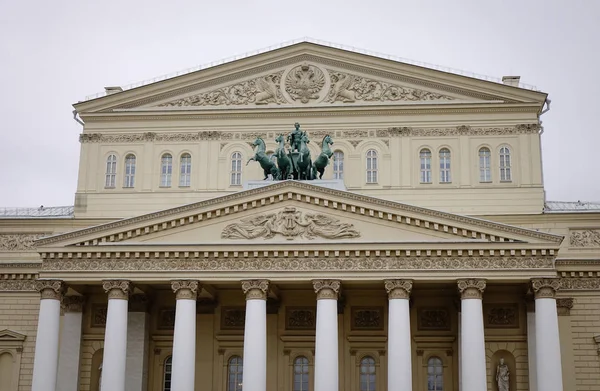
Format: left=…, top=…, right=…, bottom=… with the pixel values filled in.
left=155, top=63, right=456, bottom=108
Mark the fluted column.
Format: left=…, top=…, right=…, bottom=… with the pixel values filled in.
left=170, top=281, right=200, bottom=391
left=57, top=295, right=85, bottom=391
left=312, top=279, right=341, bottom=391
left=531, top=278, right=563, bottom=391
left=384, top=279, right=413, bottom=391
left=457, top=279, right=487, bottom=391
left=100, top=280, right=131, bottom=391
left=241, top=280, right=269, bottom=391
left=32, top=280, right=65, bottom=391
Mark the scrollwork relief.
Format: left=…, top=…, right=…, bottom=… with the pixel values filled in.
left=286, top=307, right=316, bottom=330
left=351, top=307, right=384, bottom=330
left=221, top=307, right=246, bottom=330
left=0, top=234, right=45, bottom=251
left=570, top=229, right=600, bottom=247
left=417, top=307, right=450, bottom=330
left=221, top=207, right=360, bottom=240
left=485, top=305, right=518, bottom=328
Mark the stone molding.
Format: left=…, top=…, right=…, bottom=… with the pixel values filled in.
left=457, top=279, right=486, bottom=299
left=61, top=295, right=85, bottom=313
left=36, top=181, right=561, bottom=247
left=241, top=279, right=270, bottom=300
left=42, top=256, right=554, bottom=273
left=556, top=298, right=574, bottom=316
left=78, top=124, right=541, bottom=145
left=171, top=280, right=200, bottom=300
left=312, top=279, right=341, bottom=300
left=384, top=279, right=413, bottom=299
left=35, top=279, right=65, bottom=300
left=102, top=280, right=132, bottom=300
left=531, top=278, right=560, bottom=299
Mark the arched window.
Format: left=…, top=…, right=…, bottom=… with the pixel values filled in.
left=439, top=148, right=451, bottom=183
left=179, top=153, right=192, bottom=187
left=231, top=152, right=242, bottom=185
left=160, top=153, right=173, bottom=187
left=123, top=154, right=136, bottom=188
left=420, top=149, right=432, bottom=183
left=499, top=146, right=512, bottom=182
left=227, top=356, right=243, bottom=391
left=293, top=356, right=309, bottom=391
left=366, top=150, right=378, bottom=183
left=479, top=147, right=491, bottom=182
left=105, top=154, right=117, bottom=188
left=333, top=151, right=344, bottom=180
left=163, top=356, right=172, bottom=391
left=427, top=357, right=444, bottom=391
left=359, top=356, right=376, bottom=391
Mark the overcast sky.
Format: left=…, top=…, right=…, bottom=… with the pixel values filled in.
left=1, top=0, right=598, bottom=207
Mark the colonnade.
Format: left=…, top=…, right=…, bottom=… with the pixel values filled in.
left=30, top=278, right=564, bottom=391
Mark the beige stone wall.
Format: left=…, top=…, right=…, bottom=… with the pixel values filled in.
left=0, top=292, right=40, bottom=391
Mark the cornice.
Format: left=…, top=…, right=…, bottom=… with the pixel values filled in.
left=36, top=182, right=562, bottom=248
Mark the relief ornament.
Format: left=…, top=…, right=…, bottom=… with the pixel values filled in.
left=285, top=63, right=326, bottom=103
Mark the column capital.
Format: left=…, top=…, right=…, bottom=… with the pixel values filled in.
left=312, top=279, right=341, bottom=300
left=457, top=279, right=486, bottom=299
left=102, top=280, right=132, bottom=300
left=556, top=298, right=574, bottom=316
left=384, top=279, right=413, bottom=299
left=171, top=280, right=201, bottom=300
left=531, top=278, right=560, bottom=299
left=35, top=279, right=65, bottom=300
left=61, top=295, right=85, bottom=313
left=241, top=279, right=269, bottom=300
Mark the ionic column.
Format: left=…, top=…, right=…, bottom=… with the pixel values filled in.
left=312, top=279, right=341, bottom=391
left=171, top=281, right=200, bottom=391
left=32, top=280, right=65, bottom=391
left=100, top=280, right=131, bottom=391
left=57, top=295, right=85, bottom=391
left=241, top=280, right=270, bottom=391
left=457, top=279, right=487, bottom=391
left=384, top=279, right=413, bottom=391
left=531, top=278, right=563, bottom=391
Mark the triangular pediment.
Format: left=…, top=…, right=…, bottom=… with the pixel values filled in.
left=0, top=329, right=26, bottom=342
left=37, top=181, right=562, bottom=251
left=74, top=42, right=547, bottom=114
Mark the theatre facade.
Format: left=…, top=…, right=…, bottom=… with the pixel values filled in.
left=1, top=42, right=600, bottom=391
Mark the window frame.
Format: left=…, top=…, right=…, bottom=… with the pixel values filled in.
left=179, top=153, right=192, bottom=187
left=292, top=355, right=310, bottom=391
left=478, top=147, right=492, bottom=183
left=499, top=145, right=512, bottom=182
left=365, top=149, right=378, bottom=184
left=426, top=356, right=444, bottom=391
left=419, top=148, right=432, bottom=184
left=160, top=153, right=173, bottom=188
left=123, top=153, right=136, bottom=188
left=162, top=355, right=172, bottom=391
left=230, top=151, right=243, bottom=186
left=105, top=154, right=118, bottom=189
left=358, top=355, right=377, bottom=391
left=438, top=148, right=451, bottom=184
left=333, top=150, right=344, bottom=180
left=227, top=355, right=243, bottom=391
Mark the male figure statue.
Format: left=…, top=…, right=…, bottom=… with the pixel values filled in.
left=288, top=122, right=306, bottom=152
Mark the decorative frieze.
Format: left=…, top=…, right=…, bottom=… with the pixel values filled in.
left=457, top=279, right=486, bottom=299
left=61, top=296, right=85, bottom=313
left=221, top=207, right=360, bottom=240
left=559, top=278, right=600, bottom=290
left=42, top=256, right=554, bottom=273
left=351, top=307, right=384, bottom=330
left=312, top=279, right=341, bottom=300
left=0, top=280, right=37, bottom=292
left=241, top=279, right=270, bottom=300
left=531, top=278, right=560, bottom=299
left=484, top=304, right=519, bottom=328
left=417, top=307, right=450, bottom=331
left=0, top=234, right=45, bottom=251
left=91, top=304, right=108, bottom=327
left=171, top=280, right=200, bottom=300
left=78, top=124, right=542, bottom=145
left=35, top=279, right=65, bottom=300
left=286, top=307, right=316, bottom=330
left=384, top=279, right=413, bottom=299
left=221, top=307, right=246, bottom=330
left=570, top=229, right=600, bottom=247
left=556, top=298, right=574, bottom=316
left=102, top=280, right=132, bottom=300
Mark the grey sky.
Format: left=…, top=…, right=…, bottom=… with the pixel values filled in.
left=1, top=0, right=598, bottom=207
